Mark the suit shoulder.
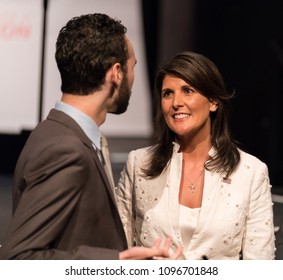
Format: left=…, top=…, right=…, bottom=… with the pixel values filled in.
left=238, top=149, right=268, bottom=169
left=128, top=146, right=152, bottom=158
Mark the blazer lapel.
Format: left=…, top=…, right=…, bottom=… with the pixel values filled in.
left=198, top=148, right=222, bottom=221
left=193, top=170, right=222, bottom=237
left=89, top=146, right=118, bottom=205
left=167, top=146, right=183, bottom=240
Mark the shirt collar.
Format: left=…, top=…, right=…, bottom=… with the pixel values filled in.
left=172, top=139, right=216, bottom=157
left=55, top=101, right=101, bottom=149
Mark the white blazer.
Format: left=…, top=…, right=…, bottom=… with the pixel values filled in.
left=116, top=143, right=275, bottom=259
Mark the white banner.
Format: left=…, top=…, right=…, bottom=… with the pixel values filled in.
left=0, top=0, right=42, bottom=133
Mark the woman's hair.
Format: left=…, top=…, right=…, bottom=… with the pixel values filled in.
left=143, top=51, right=240, bottom=178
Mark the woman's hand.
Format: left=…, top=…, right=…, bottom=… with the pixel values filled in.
left=119, top=237, right=183, bottom=260
left=151, top=237, right=183, bottom=260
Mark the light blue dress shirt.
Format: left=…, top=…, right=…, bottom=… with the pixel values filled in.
left=55, top=101, right=101, bottom=151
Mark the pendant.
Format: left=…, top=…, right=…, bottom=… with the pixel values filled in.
left=190, top=184, right=195, bottom=193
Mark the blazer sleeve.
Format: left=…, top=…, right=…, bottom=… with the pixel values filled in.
left=242, top=162, right=275, bottom=259
left=0, top=137, right=119, bottom=260
left=115, top=151, right=136, bottom=246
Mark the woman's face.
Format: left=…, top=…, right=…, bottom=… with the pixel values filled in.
left=161, top=75, right=218, bottom=140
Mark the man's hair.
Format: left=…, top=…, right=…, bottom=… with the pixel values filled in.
left=55, top=13, right=128, bottom=95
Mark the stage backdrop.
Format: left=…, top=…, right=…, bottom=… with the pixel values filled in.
left=0, top=0, right=42, bottom=133
left=0, top=0, right=152, bottom=137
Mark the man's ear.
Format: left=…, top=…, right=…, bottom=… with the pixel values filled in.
left=111, top=62, right=123, bottom=85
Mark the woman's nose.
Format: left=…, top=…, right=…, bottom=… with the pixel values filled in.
left=172, top=93, right=184, bottom=109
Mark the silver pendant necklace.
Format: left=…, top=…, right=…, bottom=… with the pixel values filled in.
left=187, top=170, right=204, bottom=193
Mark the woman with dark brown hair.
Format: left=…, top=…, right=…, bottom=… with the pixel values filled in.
left=116, top=51, right=275, bottom=259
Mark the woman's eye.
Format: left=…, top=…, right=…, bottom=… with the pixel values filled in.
left=162, top=90, right=172, bottom=97
left=183, top=87, right=194, bottom=94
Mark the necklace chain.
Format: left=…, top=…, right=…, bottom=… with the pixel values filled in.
left=187, top=170, right=204, bottom=193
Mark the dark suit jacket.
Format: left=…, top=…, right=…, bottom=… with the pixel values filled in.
left=0, top=109, right=127, bottom=259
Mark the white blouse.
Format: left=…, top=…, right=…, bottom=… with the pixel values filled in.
left=179, top=205, right=201, bottom=250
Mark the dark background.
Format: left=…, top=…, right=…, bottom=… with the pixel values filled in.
left=1, top=0, right=283, bottom=189
left=143, top=0, right=283, bottom=189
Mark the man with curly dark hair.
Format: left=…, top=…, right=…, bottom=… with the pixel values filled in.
left=0, top=13, right=180, bottom=260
